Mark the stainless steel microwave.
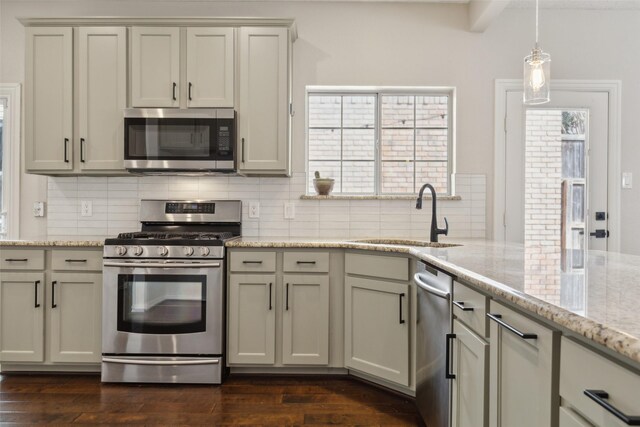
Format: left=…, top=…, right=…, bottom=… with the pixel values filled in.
left=124, top=109, right=236, bottom=174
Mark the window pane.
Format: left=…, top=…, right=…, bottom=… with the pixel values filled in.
left=416, top=96, right=448, bottom=128
left=381, top=95, right=414, bottom=128
left=0, top=100, right=4, bottom=235
left=416, top=162, right=448, bottom=193
left=309, top=161, right=341, bottom=193
left=308, top=95, right=341, bottom=128
left=308, top=128, right=341, bottom=161
left=343, top=129, right=375, bottom=160
left=381, top=162, right=413, bottom=193
left=572, top=184, right=585, bottom=223
left=381, top=129, right=413, bottom=161
left=562, top=139, right=585, bottom=179
left=342, top=96, right=375, bottom=128
left=342, top=161, right=375, bottom=193
left=416, top=128, right=448, bottom=161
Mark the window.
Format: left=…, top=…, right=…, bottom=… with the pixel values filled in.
left=0, top=99, right=6, bottom=236
left=307, top=88, right=454, bottom=195
left=0, top=84, right=21, bottom=240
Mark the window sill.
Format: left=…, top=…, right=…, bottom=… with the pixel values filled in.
left=299, top=194, right=462, bottom=201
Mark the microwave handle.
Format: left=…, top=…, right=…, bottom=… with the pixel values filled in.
left=241, top=138, right=245, bottom=163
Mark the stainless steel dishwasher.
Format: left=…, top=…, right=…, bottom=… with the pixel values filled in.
left=414, top=261, right=454, bottom=427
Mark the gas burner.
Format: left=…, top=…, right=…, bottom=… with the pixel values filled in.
left=116, top=231, right=236, bottom=241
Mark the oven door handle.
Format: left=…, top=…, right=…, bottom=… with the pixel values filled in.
left=103, top=262, right=221, bottom=269
left=102, top=357, right=220, bottom=366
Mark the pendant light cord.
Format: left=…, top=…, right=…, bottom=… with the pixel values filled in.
left=535, top=0, right=539, bottom=46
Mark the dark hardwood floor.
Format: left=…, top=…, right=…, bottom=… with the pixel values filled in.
left=0, top=374, right=423, bottom=425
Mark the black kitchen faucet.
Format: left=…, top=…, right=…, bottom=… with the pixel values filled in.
left=416, top=183, right=449, bottom=243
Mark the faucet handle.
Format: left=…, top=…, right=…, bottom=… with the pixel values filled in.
left=441, top=217, right=449, bottom=236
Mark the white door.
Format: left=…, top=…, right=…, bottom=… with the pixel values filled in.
left=78, top=27, right=127, bottom=171
left=131, top=27, right=180, bottom=107
left=504, top=91, right=609, bottom=251
left=186, top=28, right=234, bottom=108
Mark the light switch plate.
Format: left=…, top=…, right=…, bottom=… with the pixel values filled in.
left=33, top=201, right=45, bottom=217
left=81, top=200, right=93, bottom=217
left=249, top=201, right=260, bottom=219
left=284, top=202, right=295, bottom=219
left=622, top=172, right=633, bottom=189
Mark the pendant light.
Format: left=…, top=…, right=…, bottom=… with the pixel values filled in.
left=523, top=0, right=551, bottom=105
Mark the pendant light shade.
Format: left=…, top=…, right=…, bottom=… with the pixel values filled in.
left=523, top=0, right=550, bottom=105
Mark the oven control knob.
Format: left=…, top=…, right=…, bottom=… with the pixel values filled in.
left=157, top=246, right=169, bottom=257
left=200, top=247, right=210, bottom=257
left=115, top=246, right=127, bottom=256
left=183, top=246, right=195, bottom=257
left=132, top=246, right=143, bottom=256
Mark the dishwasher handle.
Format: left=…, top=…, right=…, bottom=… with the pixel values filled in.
left=414, top=273, right=450, bottom=300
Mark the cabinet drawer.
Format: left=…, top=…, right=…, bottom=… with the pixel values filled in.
left=230, top=251, right=276, bottom=273
left=560, top=337, right=640, bottom=427
left=52, top=250, right=103, bottom=271
left=0, top=249, right=45, bottom=270
left=283, top=252, right=329, bottom=273
left=453, top=281, right=489, bottom=338
left=345, top=253, right=409, bottom=281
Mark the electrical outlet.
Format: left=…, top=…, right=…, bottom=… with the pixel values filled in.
left=33, top=202, right=45, bottom=217
left=284, top=202, right=295, bottom=220
left=81, top=200, right=93, bottom=217
left=249, top=202, right=260, bottom=219
left=623, top=172, right=633, bottom=189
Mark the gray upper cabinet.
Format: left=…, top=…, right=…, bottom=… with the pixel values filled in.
left=238, top=27, right=291, bottom=175
left=25, top=26, right=126, bottom=174
left=131, top=27, right=180, bottom=108
left=78, top=27, right=127, bottom=171
left=25, top=27, right=74, bottom=172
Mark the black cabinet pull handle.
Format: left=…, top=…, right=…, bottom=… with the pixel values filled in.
left=242, top=260, right=262, bottom=264
left=584, top=390, right=640, bottom=425
left=5, top=258, right=28, bottom=262
left=64, top=138, right=69, bottom=163
left=188, top=82, right=193, bottom=101
left=172, top=82, right=177, bottom=101
left=446, top=333, right=456, bottom=379
left=487, top=313, right=537, bottom=340
left=268, top=282, right=273, bottom=310
left=34, top=280, right=40, bottom=308
left=286, top=283, right=290, bottom=311
left=399, top=293, right=405, bottom=324
left=80, top=138, right=86, bottom=163
left=65, top=259, right=87, bottom=263
left=241, top=138, right=246, bottom=163
left=296, top=261, right=316, bottom=265
left=51, top=281, right=57, bottom=308
left=453, top=301, right=474, bottom=311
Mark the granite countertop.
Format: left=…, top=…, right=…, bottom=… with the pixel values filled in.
left=0, top=240, right=104, bottom=247
left=228, top=237, right=640, bottom=366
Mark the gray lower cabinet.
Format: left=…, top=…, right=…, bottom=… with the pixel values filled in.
left=227, top=274, right=277, bottom=364
left=451, top=319, right=489, bottom=427
left=0, top=247, right=103, bottom=368
left=282, top=274, right=329, bottom=365
left=344, top=275, right=410, bottom=386
left=488, top=300, right=559, bottom=427
left=0, top=272, right=45, bottom=362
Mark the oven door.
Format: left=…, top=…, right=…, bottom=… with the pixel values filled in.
left=102, top=260, right=223, bottom=356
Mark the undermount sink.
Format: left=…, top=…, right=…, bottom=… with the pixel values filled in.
left=348, top=239, right=461, bottom=248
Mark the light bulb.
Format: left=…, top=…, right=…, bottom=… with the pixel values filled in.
left=529, top=61, right=546, bottom=91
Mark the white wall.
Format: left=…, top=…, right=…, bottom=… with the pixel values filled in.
left=2, top=1, right=640, bottom=252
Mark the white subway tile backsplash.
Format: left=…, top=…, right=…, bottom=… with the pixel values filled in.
left=46, top=174, right=486, bottom=241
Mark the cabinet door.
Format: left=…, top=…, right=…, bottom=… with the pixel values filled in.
left=452, top=319, right=489, bottom=427
left=238, top=27, right=289, bottom=173
left=489, top=300, right=558, bottom=427
left=186, top=28, right=234, bottom=108
left=344, top=276, right=409, bottom=386
left=228, top=274, right=276, bottom=364
left=0, top=272, right=45, bottom=362
left=49, top=273, right=102, bottom=363
left=78, top=27, right=127, bottom=171
left=282, top=275, right=329, bottom=365
left=25, top=27, right=73, bottom=171
left=131, top=27, right=180, bottom=107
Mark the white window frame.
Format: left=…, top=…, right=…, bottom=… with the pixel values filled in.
left=0, top=83, right=21, bottom=239
left=305, top=86, right=456, bottom=196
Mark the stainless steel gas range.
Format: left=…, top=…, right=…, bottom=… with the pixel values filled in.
left=101, top=199, right=241, bottom=384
